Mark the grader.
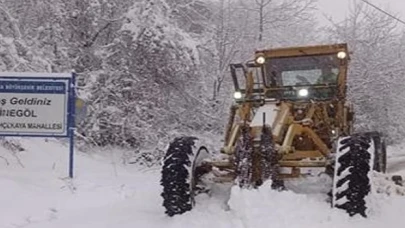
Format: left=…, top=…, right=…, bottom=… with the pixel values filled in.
left=160, top=43, right=387, bottom=218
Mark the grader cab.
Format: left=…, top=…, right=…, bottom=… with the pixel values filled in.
left=160, top=43, right=387, bottom=218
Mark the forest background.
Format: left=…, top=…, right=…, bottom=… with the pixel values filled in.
left=0, top=0, right=404, bottom=166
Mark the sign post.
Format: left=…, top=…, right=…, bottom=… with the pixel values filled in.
left=69, top=72, right=76, bottom=178
left=0, top=72, right=76, bottom=178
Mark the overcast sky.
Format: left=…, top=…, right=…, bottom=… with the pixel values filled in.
left=316, top=0, right=405, bottom=25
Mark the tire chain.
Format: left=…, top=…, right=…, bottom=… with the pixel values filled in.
left=334, top=135, right=372, bottom=217
left=260, top=125, right=285, bottom=190
left=235, top=125, right=253, bottom=188
left=160, top=137, right=196, bottom=216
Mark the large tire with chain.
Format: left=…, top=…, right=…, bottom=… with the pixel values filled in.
left=160, top=137, right=210, bottom=216
left=260, top=125, right=284, bottom=190
left=234, top=125, right=253, bottom=188
left=332, top=134, right=374, bottom=217
left=235, top=125, right=284, bottom=190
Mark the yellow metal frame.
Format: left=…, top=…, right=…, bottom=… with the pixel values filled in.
left=255, top=43, right=349, bottom=59
left=217, top=43, right=352, bottom=181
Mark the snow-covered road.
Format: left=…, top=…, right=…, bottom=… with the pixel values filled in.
left=1, top=138, right=405, bottom=228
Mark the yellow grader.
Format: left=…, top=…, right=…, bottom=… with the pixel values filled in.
left=160, top=43, right=387, bottom=218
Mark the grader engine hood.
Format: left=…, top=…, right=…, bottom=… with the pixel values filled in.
left=249, top=103, right=278, bottom=127
left=249, top=103, right=288, bottom=143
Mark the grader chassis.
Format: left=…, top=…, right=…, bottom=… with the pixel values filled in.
left=160, top=43, right=388, bottom=218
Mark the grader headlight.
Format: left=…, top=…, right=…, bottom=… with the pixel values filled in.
left=298, top=88, right=309, bottom=97
left=255, top=53, right=266, bottom=65
left=233, top=91, right=243, bottom=99
left=337, top=51, right=347, bottom=59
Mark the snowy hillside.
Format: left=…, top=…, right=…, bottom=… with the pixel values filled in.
left=1, top=138, right=405, bottom=228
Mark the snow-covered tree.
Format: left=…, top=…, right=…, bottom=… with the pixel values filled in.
left=76, top=0, right=220, bottom=165
left=325, top=2, right=405, bottom=144
left=194, top=0, right=320, bottom=131
left=9, top=0, right=401, bottom=165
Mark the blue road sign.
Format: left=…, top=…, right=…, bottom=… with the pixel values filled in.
left=0, top=72, right=76, bottom=178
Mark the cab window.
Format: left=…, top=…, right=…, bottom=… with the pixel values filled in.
left=265, top=54, right=340, bottom=87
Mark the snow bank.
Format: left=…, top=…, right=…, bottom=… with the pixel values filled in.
left=1, top=138, right=405, bottom=228
left=0, top=138, right=159, bottom=228
left=228, top=179, right=405, bottom=228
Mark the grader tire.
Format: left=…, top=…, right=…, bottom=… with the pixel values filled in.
left=332, top=134, right=373, bottom=217
left=235, top=125, right=253, bottom=188
left=160, top=137, right=209, bottom=216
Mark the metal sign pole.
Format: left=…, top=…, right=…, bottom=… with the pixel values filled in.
left=69, top=71, right=76, bottom=178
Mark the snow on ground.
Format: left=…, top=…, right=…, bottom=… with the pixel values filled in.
left=1, top=138, right=405, bottom=228
left=387, top=143, right=405, bottom=175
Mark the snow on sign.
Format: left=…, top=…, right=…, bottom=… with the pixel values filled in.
left=0, top=72, right=74, bottom=137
